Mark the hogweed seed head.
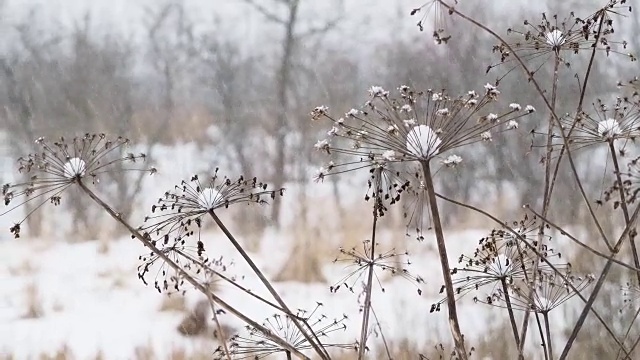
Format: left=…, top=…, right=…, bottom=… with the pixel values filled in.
left=218, top=303, right=352, bottom=359
left=331, top=240, right=425, bottom=296
left=311, top=84, right=533, bottom=180
left=551, top=96, right=640, bottom=152
left=489, top=9, right=635, bottom=79
left=141, top=169, right=280, bottom=240
left=1, top=133, right=152, bottom=238
left=432, top=215, right=566, bottom=312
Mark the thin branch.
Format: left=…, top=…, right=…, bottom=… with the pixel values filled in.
left=525, top=207, right=640, bottom=272
left=207, top=287, right=231, bottom=360
left=242, top=0, right=286, bottom=24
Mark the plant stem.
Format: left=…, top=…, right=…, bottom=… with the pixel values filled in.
left=533, top=312, right=549, bottom=360
left=357, top=199, right=379, bottom=359
left=208, top=292, right=231, bottom=360
left=616, top=306, right=640, bottom=360
left=521, top=40, right=560, bottom=358
left=208, top=210, right=329, bottom=360
left=421, top=160, right=468, bottom=359
left=371, top=306, right=393, bottom=360
left=541, top=11, right=608, bottom=216
left=438, top=0, right=613, bottom=252
left=559, top=207, right=640, bottom=359
left=609, top=140, right=640, bottom=286
left=435, top=191, right=632, bottom=357
left=501, top=277, right=520, bottom=348
left=543, top=312, right=553, bottom=360
left=174, top=249, right=289, bottom=314
left=76, top=180, right=310, bottom=360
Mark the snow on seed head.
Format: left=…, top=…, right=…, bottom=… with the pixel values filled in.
left=598, top=119, right=621, bottom=140
left=488, top=254, right=512, bottom=276
left=545, top=29, right=565, bottom=48
left=368, top=86, right=389, bottom=98
left=63, top=157, right=87, bottom=179
left=442, top=154, right=462, bottom=168
left=507, top=120, right=519, bottom=130
left=197, top=188, right=222, bottom=210
left=407, top=125, right=441, bottom=159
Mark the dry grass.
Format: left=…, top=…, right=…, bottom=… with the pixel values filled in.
left=96, top=267, right=132, bottom=289
left=96, top=238, right=110, bottom=255
left=274, top=225, right=327, bottom=283
left=23, top=282, right=44, bottom=319
left=7, top=259, right=38, bottom=277
left=158, top=294, right=187, bottom=312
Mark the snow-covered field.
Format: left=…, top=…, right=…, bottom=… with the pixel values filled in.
left=0, top=224, right=506, bottom=359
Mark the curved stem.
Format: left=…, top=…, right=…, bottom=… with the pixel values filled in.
left=174, top=248, right=289, bottom=314
left=371, top=306, right=393, bottom=360
left=521, top=49, right=562, bottom=358
left=558, top=204, right=640, bottom=359
left=208, top=292, right=231, bottom=360
left=422, top=160, right=468, bottom=359
left=525, top=207, right=640, bottom=272
left=545, top=12, right=608, bottom=210
left=208, top=210, right=329, bottom=360
left=76, top=180, right=310, bottom=360
left=609, top=140, right=640, bottom=285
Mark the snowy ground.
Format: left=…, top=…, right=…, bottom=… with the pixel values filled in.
left=0, top=226, right=509, bottom=359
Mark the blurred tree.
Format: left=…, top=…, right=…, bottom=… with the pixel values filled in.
left=242, top=0, right=343, bottom=227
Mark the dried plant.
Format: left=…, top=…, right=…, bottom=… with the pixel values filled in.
left=6, top=1, right=640, bottom=359
left=219, top=303, right=351, bottom=360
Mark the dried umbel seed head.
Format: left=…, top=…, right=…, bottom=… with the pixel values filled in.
left=2, top=134, right=154, bottom=238
left=410, top=0, right=455, bottom=45
left=489, top=9, right=636, bottom=80
left=330, top=240, right=425, bottom=296
left=218, top=303, right=352, bottom=359
left=141, top=169, right=282, bottom=239
left=508, top=271, right=595, bottom=313
left=554, top=96, right=640, bottom=150
left=432, top=214, right=567, bottom=312
left=612, top=156, right=640, bottom=206
left=312, top=84, right=533, bottom=186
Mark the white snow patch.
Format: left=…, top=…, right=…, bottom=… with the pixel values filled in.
left=197, top=188, right=222, bottom=210
left=545, top=29, right=565, bottom=47
left=598, top=118, right=621, bottom=139
left=406, top=125, right=442, bottom=159
left=63, top=158, right=86, bottom=179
